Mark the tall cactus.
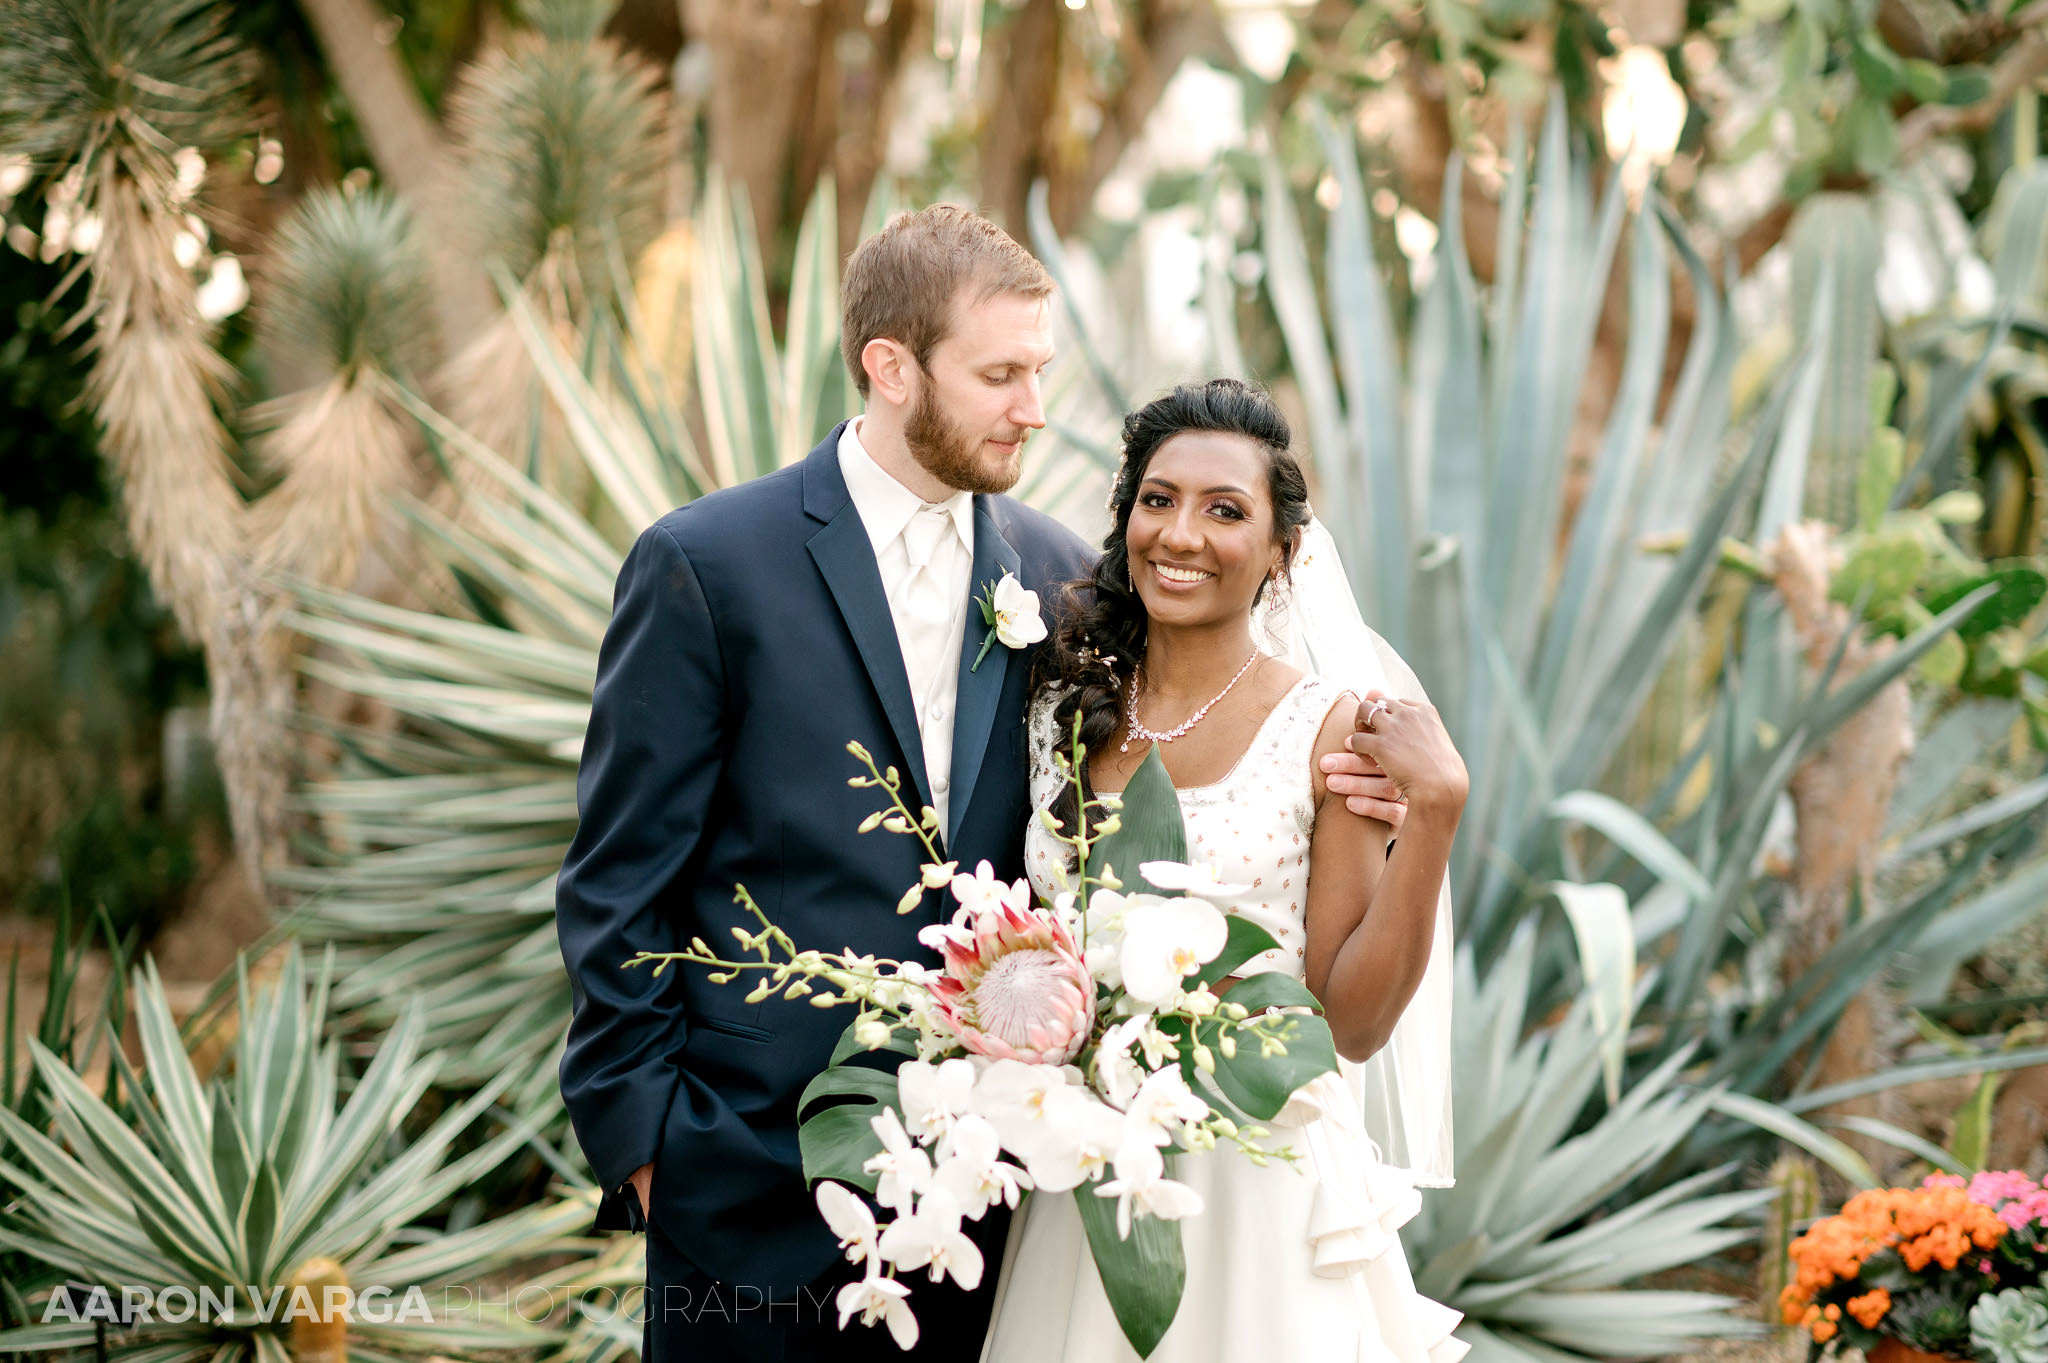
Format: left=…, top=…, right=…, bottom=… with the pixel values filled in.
left=1759, top=1154, right=1822, bottom=1337
left=1789, top=193, right=1883, bottom=527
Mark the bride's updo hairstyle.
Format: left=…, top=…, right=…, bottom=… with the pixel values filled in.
left=1031, top=378, right=1311, bottom=841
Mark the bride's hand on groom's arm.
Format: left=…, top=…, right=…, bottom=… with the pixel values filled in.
left=1331, top=690, right=1467, bottom=825
left=1318, top=746, right=1410, bottom=828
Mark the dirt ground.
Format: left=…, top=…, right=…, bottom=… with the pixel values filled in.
left=3, top=852, right=271, bottom=1080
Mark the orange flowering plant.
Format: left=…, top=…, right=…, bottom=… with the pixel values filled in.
left=1781, top=1173, right=2048, bottom=1359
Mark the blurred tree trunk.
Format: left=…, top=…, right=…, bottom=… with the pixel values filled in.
left=980, top=0, right=1066, bottom=236
left=683, top=0, right=847, bottom=286
left=1769, top=521, right=1919, bottom=1168
left=293, top=0, right=496, bottom=354
left=981, top=0, right=1233, bottom=238
left=831, top=0, right=921, bottom=255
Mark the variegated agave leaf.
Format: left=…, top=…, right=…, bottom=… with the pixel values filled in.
left=0, top=943, right=581, bottom=1362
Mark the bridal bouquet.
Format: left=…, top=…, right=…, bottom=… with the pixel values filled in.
left=627, top=728, right=1338, bottom=1357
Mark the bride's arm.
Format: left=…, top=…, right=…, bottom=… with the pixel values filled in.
left=1301, top=693, right=1466, bottom=1063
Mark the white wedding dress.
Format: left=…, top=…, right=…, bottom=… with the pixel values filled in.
left=981, top=676, right=1469, bottom=1363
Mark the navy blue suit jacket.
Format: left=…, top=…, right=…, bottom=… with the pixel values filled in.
left=555, top=424, right=1094, bottom=1292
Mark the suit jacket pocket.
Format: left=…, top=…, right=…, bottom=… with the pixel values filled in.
left=691, top=1014, right=775, bottom=1044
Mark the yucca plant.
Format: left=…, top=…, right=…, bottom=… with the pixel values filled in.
left=436, top=9, right=666, bottom=498
left=0, top=943, right=591, bottom=1361
left=248, top=186, right=436, bottom=592
left=0, top=0, right=305, bottom=875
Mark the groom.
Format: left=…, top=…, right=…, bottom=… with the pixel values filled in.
left=554, top=206, right=1092, bottom=1361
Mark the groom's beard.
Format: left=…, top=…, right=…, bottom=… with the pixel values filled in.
left=906, top=377, right=1026, bottom=495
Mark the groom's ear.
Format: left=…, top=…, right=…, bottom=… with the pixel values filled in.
left=862, top=337, right=914, bottom=407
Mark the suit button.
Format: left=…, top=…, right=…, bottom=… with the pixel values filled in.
left=935, top=777, right=951, bottom=794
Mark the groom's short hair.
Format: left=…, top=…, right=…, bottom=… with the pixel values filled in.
left=841, top=205, right=1053, bottom=398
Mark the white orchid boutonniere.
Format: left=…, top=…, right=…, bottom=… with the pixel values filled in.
left=970, top=571, right=1047, bottom=672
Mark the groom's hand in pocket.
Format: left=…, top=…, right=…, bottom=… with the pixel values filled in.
left=628, top=1162, right=653, bottom=1218
left=1320, top=746, right=1407, bottom=828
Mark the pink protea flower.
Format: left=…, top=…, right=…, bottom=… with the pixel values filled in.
left=916, top=862, right=1095, bottom=1064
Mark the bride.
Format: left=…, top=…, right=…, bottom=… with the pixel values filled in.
left=981, top=379, right=1471, bottom=1363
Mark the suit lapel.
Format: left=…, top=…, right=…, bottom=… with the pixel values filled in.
left=803, top=432, right=933, bottom=818
left=946, top=496, right=1023, bottom=847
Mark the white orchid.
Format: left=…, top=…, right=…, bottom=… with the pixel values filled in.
left=945, top=859, right=1031, bottom=917
left=1071, top=887, right=1131, bottom=989
left=1092, top=1016, right=1151, bottom=1109
left=931, top=1114, right=1032, bottom=1217
left=971, top=572, right=1048, bottom=672
left=1022, top=1093, right=1128, bottom=1194
left=1117, top=895, right=1230, bottom=1004
left=862, top=1107, right=932, bottom=1212
left=1079, top=887, right=1130, bottom=933
left=836, top=1275, right=918, bottom=1349
left=1139, top=860, right=1253, bottom=897
left=898, top=1058, right=978, bottom=1143
left=1095, top=1135, right=1205, bottom=1240
left=1123, top=1066, right=1210, bottom=1148
left=816, top=1181, right=878, bottom=1270
left=990, top=572, right=1047, bottom=648
left=972, top=1057, right=1081, bottom=1158
left=877, top=1187, right=985, bottom=1288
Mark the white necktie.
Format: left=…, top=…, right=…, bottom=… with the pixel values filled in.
left=900, top=507, right=955, bottom=714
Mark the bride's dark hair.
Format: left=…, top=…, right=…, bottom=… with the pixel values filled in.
left=1031, top=378, right=1311, bottom=841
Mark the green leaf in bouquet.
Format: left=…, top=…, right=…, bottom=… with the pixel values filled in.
left=1200, top=973, right=1338, bottom=1121
left=796, top=1065, right=899, bottom=1192
left=828, top=1017, right=920, bottom=1066
left=1073, top=1176, right=1187, bottom=1358
left=1192, top=915, right=1285, bottom=991
left=1092, top=744, right=1188, bottom=897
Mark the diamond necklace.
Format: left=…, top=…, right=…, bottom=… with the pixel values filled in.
left=1121, top=648, right=1261, bottom=753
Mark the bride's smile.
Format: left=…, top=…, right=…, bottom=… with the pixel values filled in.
left=1125, top=428, right=1288, bottom=632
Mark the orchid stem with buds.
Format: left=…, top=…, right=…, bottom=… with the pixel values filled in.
left=845, top=740, right=946, bottom=865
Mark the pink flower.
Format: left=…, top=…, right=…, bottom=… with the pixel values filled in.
left=1925, top=1169, right=2048, bottom=1233
left=916, top=863, right=1094, bottom=1065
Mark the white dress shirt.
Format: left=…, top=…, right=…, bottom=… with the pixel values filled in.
left=838, top=418, right=975, bottom=840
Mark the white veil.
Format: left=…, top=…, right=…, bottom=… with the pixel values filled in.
left=1251, top=515, right=1456, bottom=1188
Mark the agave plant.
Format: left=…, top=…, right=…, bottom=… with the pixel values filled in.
left=0, top=898, right=135, bottom=1331
left=1243, top=91, right=2048, bottom=1048
left=0, top=944, right=589, bottom=1361
left=1417, top=924, right=1776, bottom=1360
